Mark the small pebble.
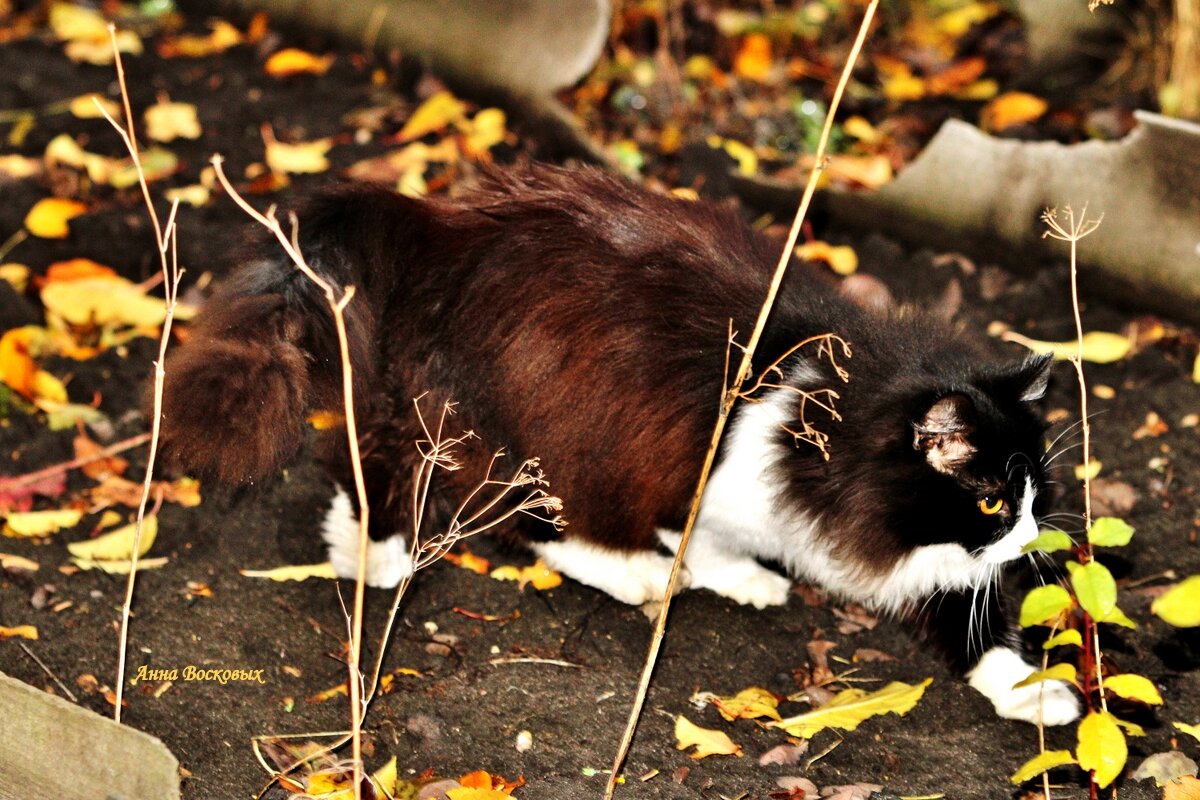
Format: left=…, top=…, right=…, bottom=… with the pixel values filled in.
left=515, top=730, right=533, bottom=752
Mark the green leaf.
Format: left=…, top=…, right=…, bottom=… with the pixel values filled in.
left=1019, top=584, right=1073, bottom=628
left=1013, top=663, right=1077, bottom=689
left=1104, top=674, right=1163, bottom=705
left=1153, top=576, right=1200, bottom=627
left=1077, top=711, right=1128, bottom=789
left=1072, top=560, right=1136, bottom=628
left=1043, top=629, right=1083, bottom=650
left=1022, top=530, right=1074, bottom=554
left=1089, top=517, right=1135, bottom=547
left=771, top=678, right=932, bottom=738
left=1010, top=750, right=1076, bottom=784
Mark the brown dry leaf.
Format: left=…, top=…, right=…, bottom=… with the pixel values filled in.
left=925, top=56, right=987, bottom=96
left=1132, top=411, right=1169, bottom=440
left=399, top=90, right=468, bottom=142
left=674, top=715, right=743, bottom=759
left=733, top=33, right=773, bottom=82
left=264, top=48, right=333, bottom=77
left=24, top=198, right=87, bottom=239
left=144, top=101, right=202, bottom=142
left=795, top=241, right=858, bottom=276
left=852, top=648, right=897, bottom=663
left=0, top=625, right=38, bottom=640
left=758, top=742, right=808, bottom=766
left=75, top=434, right=128, bottom=480
left=981, top=92, right=1049, bottom=132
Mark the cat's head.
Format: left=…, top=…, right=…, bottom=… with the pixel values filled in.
left=797, top=351, right=1056, bottom=610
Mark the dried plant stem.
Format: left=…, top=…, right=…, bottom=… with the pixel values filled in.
left=603, top=3, right=878, bottom=796
left=210, top=157, right=371, bottom=799
left=1041, top=205, right=1105, bottom=795
left=98, top=24, right=184, bottom=724
left=0, top=432, right=151, bottom=492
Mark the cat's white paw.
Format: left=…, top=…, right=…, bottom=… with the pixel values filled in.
left=533, top=539, right=688, bottom=606
left=322, top=487, right=413, bottom=588
left=968, top=646, right=1080, bottom=726
left=657, top=530, right=791, bottom=609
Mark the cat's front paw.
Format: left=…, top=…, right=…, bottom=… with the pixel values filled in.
left=968, top=646, right=1080, bottom=726
left=322, top=487, right=414, bottom=588
left=701, top=565, right=792, bottom=609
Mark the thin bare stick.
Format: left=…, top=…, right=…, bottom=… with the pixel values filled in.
left=0, top=432, right=150, bottom=491
left=99, top=24, right=185, bottom=724
left=19, top=641, right=77, bottom=701
left=211, top=157, right=373, bottom=799
left=603, top=4, right=878, bottom=796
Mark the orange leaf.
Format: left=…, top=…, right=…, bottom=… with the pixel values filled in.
left=0, top=327, right=38, bottom=399
left=265, top=48, right=333, bottom=77
left=44, top=258, right=118, bottom=284
left=734, top=33, right=773, bottom=82
left=924, top=56, right=986, bottom=96
left=980, top=91, right=1048, bottom=132
left=24, top=198, right=88, bottom=239
left=0, top=625, right=38, bottom=640
left=444, top=548, right=491, bottom=575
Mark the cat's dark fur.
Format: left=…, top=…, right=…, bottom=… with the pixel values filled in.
left=159, top=165, right=1077, bottom=724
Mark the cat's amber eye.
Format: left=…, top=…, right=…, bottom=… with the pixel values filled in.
left=978, top=496, right=1004, bottom=515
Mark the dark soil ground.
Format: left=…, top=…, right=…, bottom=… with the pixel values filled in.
left=2, top=6, right=1199, bottom=800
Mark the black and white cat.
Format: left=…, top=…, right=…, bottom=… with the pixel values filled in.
left=160, top=165, right=1078, bottom=726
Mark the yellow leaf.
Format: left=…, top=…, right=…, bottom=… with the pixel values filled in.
left=371, top=756, right=397, bottom=796
left=1002, top=330, right=1132, bottom=363
left=0, top=326, right=39, bottom=399
left=0, top=156, right=40, bottom=179
left=67, top=516, right=157, bottom=560
left=706, top=136, right=757, bottom=176
left=68, top=94, right=121, bottom=120
left=144, top=101, right=202, bottom=142
left=1103, top=674, right=1163, bottom=705
left=826, top=154, right=893, bottom=189
left=1012, top=662, right=1077, bottom=689
left=1076, top=711, right=1127, bottom=789
left=0, top=263, right=30, bottom=293
left=1174, top=721, right=1200, bottom=743
left=42, top=275, right=169, bottom=329
left=1193, top=352, right=1199, bottom=383
left=674, top=715, right=743, bottom=759
left=240, top=563, right=339, bottom=581
left=937, top=2, right=1001, bottom=36
left=72, top=556, right=168, bottom=573
left=711, top=686, right=782, bottom=722
left=33, top=370, right=67, bottom=404
left=0, top=554, right=40, bottom=572
left=446, top=789, right=513, bottom=800
left=489, top=559, right=561, bottom=591
left=3, top=508, right=83, bottom=538
left=772, top=678, right=933, bottom=738
left=24, top=198, right=88, bottom=239
left=159, top=20, right=243, bottom=58
left=1075, top=459, right=1102, bottom=481
left=843, top=116, right=882, bottom=144
left=64, top=30, right=143, bottom=66
left=1153, top=576, right=1200, bottom=627
left=48, top=2, right=107, bottom=41
left=265, top=48, right=333, bottom=77
left=163, top=184, right=211, bottom=208
left=0, top=625, right=38, bottom=641
left=734, top=33, right=773, bottom=82
left=981, top=92, right=1048, bottom=132
left=796, top=241, right=858, bottom=276
left=107, top=147, right=178, bottom=189
left=399, top=91, right=468, bottom=142
left=1010, top=749, right=1076, bottom=784
left=460, top=108, right=508, bottom=160
left=265, top=137, right=332, bottom=175
left=307, top=410, right=344, bottom=430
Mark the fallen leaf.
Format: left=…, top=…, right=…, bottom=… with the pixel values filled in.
left=0, top=554, right=40, bottom=571
left=1131, top=752, right=1197, bottom=787
left=72, top=556, right=168, bottom=573
left=0, top=625, right=38, bottom=640
left=796, top=241, right=857, bottom=276
left=1077, top=711, right=1127, bottom=789
left=75, top=433, right=128, bottom=480
left=240, top=563, right=338, bottom=581
left=64, top=30, right=142, bottom=65
left=108, top=147, right=179, bottom=188
left=444, top=549, right=491, bottom=575
left=264, top=133, right=332, bottom=175
left=157, top=20, right=243, bottom=58
left=489, top=559, right=562, bottom=591
left=0, top=471, right=67, bottom=514
left=734, top=33, right=773, bottom=82
left=1152, top=576, right=1200, bottom=627
left=981, top=92, right=1049, bottom=132
left=144, top=101, right=202, bottom=142
left=42, top=274, right=172, bottom=329
left=163, top=184, right=211, bottom=207
left=674, top=715, right=743, bottom=759
left=1001, top=330, right=1132, bottom=363
left=1075, top=459, right=1102, bottom=481
left=264, top=48, right=333, bottom=76
left=0, top=156, right=41, bottom=179
left=1010, top=749, right=1076, bottom=784
left=45, top=258, right=118, bottom=283
left=68, top=94, right=121, bottom=120
left=66, top=516, right=157, bottom=560
left=1166, top=775, right=1200, bottom=800
left=710, top=686, right=782, bottom=722
left=758, top=742, right=808, bottom=766
left=820, top=784, right=884, bottom=800
left=459, top=108, right=508, bottom=160
left=1091, top=478, right=1137, bottom=517
left=399, top=91, right=468, bottom=142
left=1176, top=722, right=1200, bottom=744
left=24, top=198, right=87, bottom=239
left=772, top=678, right=933, bottom=738
left=3, top=508, right=83, bottom=538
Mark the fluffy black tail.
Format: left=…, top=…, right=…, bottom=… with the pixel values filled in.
left=159, top=185, right=410, bottom=485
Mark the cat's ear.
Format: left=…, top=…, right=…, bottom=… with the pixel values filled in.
left=1013, top=353, right=1053, bottom=402
left=913, top=393, right=977, bottom=474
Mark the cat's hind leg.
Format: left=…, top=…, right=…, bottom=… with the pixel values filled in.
left=656, top=529, right=792, bottom=609
left=532, top=538, right=690, bottom=606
